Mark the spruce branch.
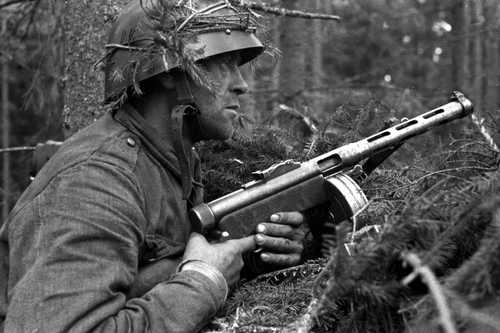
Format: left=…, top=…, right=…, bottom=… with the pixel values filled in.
left=402, top=252, right=457, bottom=333
left=290, top=224, right=352, bottom=332
left=293, top=297, right=320, bottom=333
left=289, top=261, right=335, bottom=333
left=445, top=289, right=500, bottom=332
left=443, top=202, right=500, bottom=300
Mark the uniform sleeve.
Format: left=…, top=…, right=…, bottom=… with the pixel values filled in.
left=4, top=160, right=224, bottom=333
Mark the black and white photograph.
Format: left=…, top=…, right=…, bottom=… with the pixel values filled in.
left=0, top=1, right=499, bottom=332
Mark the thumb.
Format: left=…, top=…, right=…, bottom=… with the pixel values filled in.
left=188, top=232, right=208, bottom=245
left=233, top=235, right=257, bottom=253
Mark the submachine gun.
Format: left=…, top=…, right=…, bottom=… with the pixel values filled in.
left=190, top=91, right=474, bottom=239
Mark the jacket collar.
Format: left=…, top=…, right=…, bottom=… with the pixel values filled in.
left=113, top=104, right=203, bottom=205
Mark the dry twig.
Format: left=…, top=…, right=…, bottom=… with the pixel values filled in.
left=471, top=113, right=500, bottom=153
left=0, top=0, right=33, bottom=10
left=0, top=146, right=35, bottom=154
left=402, top=252, right=457, bottom=333
left=232, top=0, right=341, bottom=21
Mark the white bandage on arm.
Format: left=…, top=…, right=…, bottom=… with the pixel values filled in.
left=177, top=259, right=229, bottom=302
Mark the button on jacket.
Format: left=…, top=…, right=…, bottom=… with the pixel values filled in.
left=0, top=106, right=223, bottom=333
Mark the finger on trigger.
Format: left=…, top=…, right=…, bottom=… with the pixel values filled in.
left=256, top=235, right=303, bottom=253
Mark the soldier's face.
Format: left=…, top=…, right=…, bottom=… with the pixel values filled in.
left=191, top=53, right=249, bottom=141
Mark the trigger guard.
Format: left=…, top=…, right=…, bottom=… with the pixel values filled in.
left=325, top=174, right=368, bottom=222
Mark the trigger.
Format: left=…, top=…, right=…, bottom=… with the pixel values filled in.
left=206, top=229, right=231, bottom=242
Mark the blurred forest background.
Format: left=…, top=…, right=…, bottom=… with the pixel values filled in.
left=2, top=1, right=500, bottom=332
left=1, top=0, right=500, bottom=221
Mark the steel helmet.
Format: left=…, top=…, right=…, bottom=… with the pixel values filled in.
left=104, top=0, right=264, bottom=103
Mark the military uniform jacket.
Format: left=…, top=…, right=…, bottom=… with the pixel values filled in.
left=0, top=105, right=224, bottom=332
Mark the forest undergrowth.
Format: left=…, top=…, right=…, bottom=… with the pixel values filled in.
left=197, top=115, right=500, bottom=332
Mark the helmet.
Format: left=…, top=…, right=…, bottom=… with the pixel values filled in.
left=104, top=0, right=264, bottom=103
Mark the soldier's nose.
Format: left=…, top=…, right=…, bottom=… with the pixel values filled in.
left=230, top=68, right=249, bottom=96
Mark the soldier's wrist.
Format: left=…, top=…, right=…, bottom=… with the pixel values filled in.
left=177, top=259, right=228, bottom=302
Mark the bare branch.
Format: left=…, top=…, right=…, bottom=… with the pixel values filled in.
left=0, top=0, right=33, bottom=10
left=402, top=252, right=457, bottom=333
left=233, top=1, right=341, bottom=21
left=0, top=146, right=35, bottom=154
left=471, top=113, right=500, bottom=152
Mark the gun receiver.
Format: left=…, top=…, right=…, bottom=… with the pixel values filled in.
left=190, top=91, right=473, bottom=239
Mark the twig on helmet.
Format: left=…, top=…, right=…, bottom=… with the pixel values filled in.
left=0, top=146, right=35, bottom=154
left=104, top=44, right=149, bottom=52
left=402, top=252, right=457, bottom=333
left=232, top=0, right=341, bottom=21
left=0, top=0, right=33, bottom=10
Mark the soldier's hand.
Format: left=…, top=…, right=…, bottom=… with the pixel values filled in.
left=254, top=212, right=305, bottom=267
left=183, top=232, right=256, bottom=287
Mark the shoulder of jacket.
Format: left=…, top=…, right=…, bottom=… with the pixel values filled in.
left=11, top=115, right=144, bottom=215
left=58, top=113, right=143, bottom=173
left=91, top=130, right=142, bottom=173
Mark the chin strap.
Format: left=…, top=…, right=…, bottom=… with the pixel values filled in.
left=171, top=71, right=202, bottom=202
left=171, top=104, right=199, bottom=201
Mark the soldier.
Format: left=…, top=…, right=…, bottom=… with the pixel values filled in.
left=0, top=1, right=306, bottom=332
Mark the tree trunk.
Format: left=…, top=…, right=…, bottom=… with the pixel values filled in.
left=1, top=17, right=10, bottom=224
left=484, top=0, right=500, bottom=144
left=45, top=0, right=65, bottom=140
left=278, top=0, right=306, bottom=106
left=63, top=0, right=128, bottom=136
left=468, top=0, right=499, bottom=149
left=463, top=0, right=471, bottom=93
left=307, top=0, right=324, bottom=116
left=484, top=0, right=499, bottom=120
left=451, top=0, right=465, bottom=90
left=270, top=15, right=281, bottom=111
left=473, top=0, right=484, bottom=116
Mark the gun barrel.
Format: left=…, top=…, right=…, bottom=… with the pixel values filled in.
left=190, top=92, right=473, bottom=233
left=312, top=91, right=473, bottom=174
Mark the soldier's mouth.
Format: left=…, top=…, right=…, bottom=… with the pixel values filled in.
left=225, top=105, right=240, bottom=111
left=224, top=105, right=240, bottom=119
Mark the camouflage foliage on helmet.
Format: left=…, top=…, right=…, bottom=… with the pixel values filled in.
left=103, top=0, right=340, bottom=106
left=103, top=0, right=265, bottom=105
